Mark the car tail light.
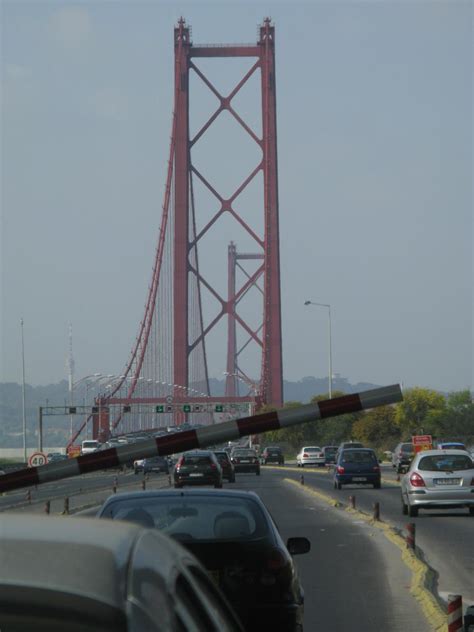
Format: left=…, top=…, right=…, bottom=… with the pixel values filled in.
left=410, top=472, right=426, bottom=487
left=470, top=477, right=474, bottom=486
left=317, top=452, right=323, bottom=457
left=303, top=453, right=309, bottom=458
left=265, top=547, right=287, bottom=572
left=210, top=462, right=217, bottom=470
left=337, top=466, right=345, bottom=474
left=233, top=458, right=240, bottom=464
left=373, top=465, right=380, bottom=472
left=176, top=456, right=184, bottom=468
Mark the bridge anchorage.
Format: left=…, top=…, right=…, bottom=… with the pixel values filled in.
left=69, top=18, right=283, bottom=445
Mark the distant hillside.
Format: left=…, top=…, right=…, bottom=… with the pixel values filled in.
left=0, top=376, right=380, bottom=448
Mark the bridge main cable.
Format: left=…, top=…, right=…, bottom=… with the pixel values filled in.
left=0, top=385, right=402, bottom=493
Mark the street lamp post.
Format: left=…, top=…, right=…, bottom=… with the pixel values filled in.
left=20, top=318, right=27, bottom=463
left=304, top=300, right=333, bottom=399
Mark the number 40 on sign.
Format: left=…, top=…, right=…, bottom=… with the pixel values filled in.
left=28, top=452, right=47, bottom=467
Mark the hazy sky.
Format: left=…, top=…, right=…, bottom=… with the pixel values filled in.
left=1, top=0, right=472, bottom=392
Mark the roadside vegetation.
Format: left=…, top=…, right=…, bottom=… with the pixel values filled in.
left=259, top=388, right=474, bottom=457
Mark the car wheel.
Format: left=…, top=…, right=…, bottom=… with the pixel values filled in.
left=134, top=469, right=138, bottom=475
left=214, top=482, right=223, bottom=489
left=374, top=482, right=381, bottom=489
left=174, top=483, right=183, bottom=489
left=401, top=495, right=408, bottom=515
left=469, top=507, right=474, bottom=516
left=336, top=481, right=342, bottom=490
left=408, top=504, right=418, bottom=518
left=230, top=475, right=236, bottom=483
left=256, top=469, right=261, bottom=476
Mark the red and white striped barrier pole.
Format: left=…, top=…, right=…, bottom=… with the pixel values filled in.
left=447, top=594, right=463, bottom=632
left=406, top=523, right=416, bottom=550
left=0, top=384, right=402, bottom=494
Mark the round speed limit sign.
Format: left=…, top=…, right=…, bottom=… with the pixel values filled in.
left=28, top=452, right=47, bottom=467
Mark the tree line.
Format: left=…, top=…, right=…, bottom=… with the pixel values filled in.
left=258, top=388, right=474, bottom=455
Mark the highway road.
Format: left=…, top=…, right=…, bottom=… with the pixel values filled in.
left=271, top=463, right=474, bottom=609
left=1, top=466, right=440, bottom=631
left=232, top=467, right=432, bottom=632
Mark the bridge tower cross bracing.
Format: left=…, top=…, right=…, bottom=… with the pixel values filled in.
left=174, top=17, right=284, bottom=408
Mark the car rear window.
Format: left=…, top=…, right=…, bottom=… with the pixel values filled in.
left=303, top=447, right=320, bottom=453
left=401, top=444, right=414, bottom=452
left=324, top=447, right=337, bottom=453
left=267, top=448, right=281, bottom=453
left=102, top=496, right=269, bottom=541
left=232, top=450, right=256, bottom=457
left=418, top=454, right=473, bottom=472
left=183, top=455, right=212, bottom=465
left=341, top=450, right=377, bottom=464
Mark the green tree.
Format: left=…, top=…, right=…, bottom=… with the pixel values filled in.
left=352, top=405, right=400, bottom=449
left=423, top=390, right=474, bottom=439
left=394, top=387, right=446, bottom=435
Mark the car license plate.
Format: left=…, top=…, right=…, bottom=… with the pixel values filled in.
left=190, top=473, right=203, bottom=477
left=434, top=478, right=460, bottom=485
left=352, top=477, right=366, bottom=482
left=241, top=460, right=249, bottom=463
left=208, top=570, right=220, bottom=585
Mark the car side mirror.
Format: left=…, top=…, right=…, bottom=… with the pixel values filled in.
left=286, top=537, right=311, bottom=555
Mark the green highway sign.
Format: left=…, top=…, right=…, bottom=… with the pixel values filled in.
left=215, top=405, right=223, bottom=412
left=183, top=404, right=191, bottom=413
left=156, top=405, right=164, bottom=413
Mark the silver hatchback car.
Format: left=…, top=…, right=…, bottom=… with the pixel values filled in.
left=401, top=449, right=474, bottom=517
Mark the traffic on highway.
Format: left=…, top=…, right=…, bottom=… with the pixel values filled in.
left=1, top=401, right=474, bottom=631
left=2, top=4, right=471, bottom=632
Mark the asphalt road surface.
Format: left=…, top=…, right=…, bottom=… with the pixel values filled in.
left=3, top=464, right=468, bottom=631
left=230, top=467, right=431, bottom=632
left=274, top=464, right=474, bottom=608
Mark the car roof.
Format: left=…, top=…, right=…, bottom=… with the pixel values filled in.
left=102, top=488, right=262, bottom=504
left=414, top=449, right=472, bottom=457
left=0, top=514, right=185, bottom=611
left=340, top=447, right=374, bottom=452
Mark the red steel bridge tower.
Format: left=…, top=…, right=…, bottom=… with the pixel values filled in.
left=70, top=18, right=283, bottom=443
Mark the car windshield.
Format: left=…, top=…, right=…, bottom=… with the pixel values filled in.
left=418, top=454, right=473, bottom=472
left=102, top=496, right=269, bottom=541
left=342, top=450, right=377, bottom=464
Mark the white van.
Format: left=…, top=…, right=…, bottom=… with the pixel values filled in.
left=81, top=440, right=100, bottom=455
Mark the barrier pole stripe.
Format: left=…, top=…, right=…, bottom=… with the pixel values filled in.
left=1, top=467, right=40, bottom=491
left=156, top=430, right=199, bottom=455
left=274, top=404, right=321, bottom=426
left=447, top=594, right=463, bottom=631
left=196, top=421, right=241, bottom=446
left=0, top=384, right=402, bottom=494
left=359, top=384, right=403, bottom=410
left=318, top=394, right=362, bottom=417
left=237, top=411, right=280, bottom=436
left=37, top=458, right=81, bottom=483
